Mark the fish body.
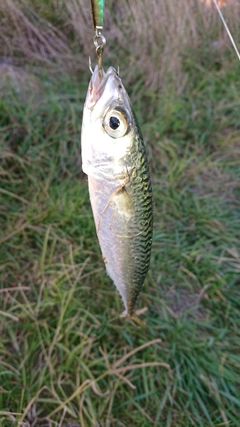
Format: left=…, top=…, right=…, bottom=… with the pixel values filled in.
left=81, top=66, right=153, bottom=316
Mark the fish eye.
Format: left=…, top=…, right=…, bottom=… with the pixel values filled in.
left=103, top=108, right=129, bottom=138
left=109, top=116, right=120, bottom=130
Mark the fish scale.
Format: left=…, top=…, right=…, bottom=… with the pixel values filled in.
left=124, top=125, right=153, bottom=314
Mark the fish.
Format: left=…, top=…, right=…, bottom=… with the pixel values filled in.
left=81, top=65, right=153, bottom=320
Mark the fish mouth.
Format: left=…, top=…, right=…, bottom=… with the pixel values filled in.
left=86, top=66, right=118, bottom=108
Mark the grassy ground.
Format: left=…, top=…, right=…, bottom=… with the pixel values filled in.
left=1, top=1, right=240, bottom=426
left=1, top=60, right=240, bottom=426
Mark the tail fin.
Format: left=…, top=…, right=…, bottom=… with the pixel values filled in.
left=120, top=307, right=148, bottom=328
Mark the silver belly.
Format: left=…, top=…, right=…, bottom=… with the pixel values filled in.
left=88, top=176, right=133, bottom=310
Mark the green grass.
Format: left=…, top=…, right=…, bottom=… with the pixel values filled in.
left=1, top=59, right=240, bottom=426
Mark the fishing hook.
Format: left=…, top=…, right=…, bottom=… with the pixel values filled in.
left=89, top=57, right=94, bottom=74
left=90, top=1, right=106, bottom=76
left=93, top=29, right=106, bottom=77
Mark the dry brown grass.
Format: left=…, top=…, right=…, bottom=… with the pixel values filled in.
left=0, top=0, right=72, bottom=64
left=0, top=0, right=240, bottom=88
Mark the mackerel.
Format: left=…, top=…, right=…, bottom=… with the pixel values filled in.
left=81, top=65, right=153, bottom=318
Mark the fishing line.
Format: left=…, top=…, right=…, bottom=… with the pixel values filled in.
left=212, top=0, right=240, bottom=62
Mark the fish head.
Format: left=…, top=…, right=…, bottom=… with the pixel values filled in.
left=81, top=66, right=135, bottom=181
